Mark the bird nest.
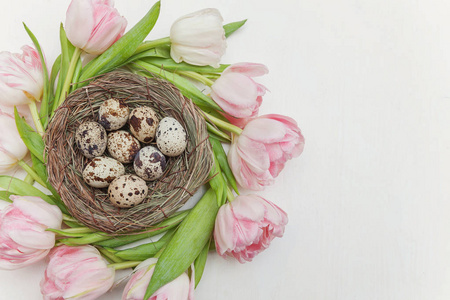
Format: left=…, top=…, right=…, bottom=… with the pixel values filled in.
left=46, top=71, right=212, bottom=233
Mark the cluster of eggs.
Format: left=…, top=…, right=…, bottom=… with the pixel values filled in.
left=75, top=98, right=187, bottom=208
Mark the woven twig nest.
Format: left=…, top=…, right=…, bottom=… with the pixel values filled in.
left=46, top=71, right=212, bottom=233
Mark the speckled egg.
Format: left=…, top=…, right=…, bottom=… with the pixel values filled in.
left=128, top=106, right=159, bottom=143
left=107, top=130, right=141, bottom=163
left=98, top=98, right=130, bottom=131
left=75, top=121, right=107, bottom=158
left=156, top=117, right=187, bottom=157
left=82, top=157, right=125, bottom=188
left=108, top=175, right=148, bottom=208
left=134, top=146, right=166, bottom=181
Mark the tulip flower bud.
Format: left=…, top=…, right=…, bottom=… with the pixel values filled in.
left=228, top=114, right=305, bottom=190
left=122, top=257, right=194, bottom=300
left=214, top=194, right=288, bottom=263
left=170, top=8, right=226, bottom=68
left=40, top=245, right=115, bottom=300
left=65, top=0, right=127, bottom=55
left=0, top=45, right=44, bottom=106
left=0, top=196, right=62, bottom=270
left=211, top=63, right=268, bottom=126
left=0, top=110, right=29, bottom=173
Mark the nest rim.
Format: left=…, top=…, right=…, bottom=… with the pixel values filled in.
left=45, top=71, right=212, bottom=234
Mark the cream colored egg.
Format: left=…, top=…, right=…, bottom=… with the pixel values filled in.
left=128, top=106, right=159, bottom=143
left=134, top=146, right=166, bottom=181
left=108, top=175, right=148, bottom=208
left=75, top=121, right=107, bottom=158
left=107, top=130, right=141, bottom=164
left=98, top=98, right=130, bottom=131
left=82, top=157, right=125, bottom=188
left=156, top=117, right=187, bottom=157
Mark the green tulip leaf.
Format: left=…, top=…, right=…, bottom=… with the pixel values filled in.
left=14, top=108, right=45, bottom=163
left=144, top=189, right=219, bottom=299
left=0, top=176, right=55, bottom=205
left=194, top=238, right=211, bottom=287
left=224, top=19, right=247, bottom=38
left=23, top=23, right=50, bottom=126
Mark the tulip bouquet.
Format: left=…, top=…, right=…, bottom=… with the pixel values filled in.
left=0, top=1, right=305, bottom=299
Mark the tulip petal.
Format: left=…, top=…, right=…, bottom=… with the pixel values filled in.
left=213, top=73, right=259, bottom=107
left=85, top=5, right=127, bottom=55
left=41, top=246, right=115, bottom=300
left=225, top=62, right=269, bottom=78
left=12, top=196, right=62, bottom=229
left=65, top=0, right=95, bottom=50
left=213, top=195, right=288, bottom=263
left=236, top=135, right=270, bottom=174
left=170, top=44, right=225, bottom=68
left=243, top=118, right=287, bottom=143
left=0, top=112, right=28, bottom=172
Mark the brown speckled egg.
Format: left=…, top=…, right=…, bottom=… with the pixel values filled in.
left=156, top=117, right=187, bottom=157
left=128, top=106, right=159, bottom=143
left=75, top=121, right=107, bottom=158
left=134, top=146, right=166, bottom=181
left=82, top=157, right=125, bottom=188
left=107, top=130, right=141, bottom=163
left=108, top=175, right=148, bottom=208
left=98, top=98, right=130, bottom=131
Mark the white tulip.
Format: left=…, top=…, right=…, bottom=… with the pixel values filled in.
left=170, top=8, right=227, bottom=68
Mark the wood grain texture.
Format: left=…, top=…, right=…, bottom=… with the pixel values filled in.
left=0, top=0, right=449, bottom=299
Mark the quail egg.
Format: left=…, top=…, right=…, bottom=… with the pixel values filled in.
left=107, top=130, right=141, bottom=164
left=134, top=146, right=166, bottom=181
left=156, top=117, right=187, bottom=157
left=108, top=174, right=148, bottom=208
left=98, top=98, right=130, bottom=131
left=75, top=121, right=107, bottom=158
left=82, top=157, right=125, bottom=188
left=128, top=106, right=159, bottom=143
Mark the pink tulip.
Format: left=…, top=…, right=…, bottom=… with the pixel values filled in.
left=0, top=110, right=29, bottom=173
left=214, top=194, right=288, bottom=263
left=228, top=114, right=305, bottom=190
left=0, top=45, right=44, bottom=106
left=211, top=63, right=268, bottom=125
left=170, top=8, right=226, bottom=68
left=122, top=257, right=194, bottom=300
left=40, top=245, right=115, bottom=300
left=65, top=0, right=127, bottom=55
left=0, top=196, right=62, bottom=270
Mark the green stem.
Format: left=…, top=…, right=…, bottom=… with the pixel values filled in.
left=70, top=57, right=83, bottom=93
left=153, top=246, right=165, bottom=259
left=27, top=101, right=44, bottom=136
left=206, top=123, right=231, bottom=142
left=62, top=214, right=85, bottom=227
left=94, top=210, right=190, bottom=248
left=202, top=111, right=243, bottom=135
left=62, top=214, right=79, bottom=222
left=24, top=174, right=34, bottom=185
left=59, top=232, right=110, bottom=246
left=47, top=227, right=94, bottom=237
left=227, top=186, right=236, bottom=202
left=134, top=37, right=171, bottom=54
left=97, top=247, right=124, bottom=264
left=109, top=261, right=142, bottom=270
left=56, top=47, right=81, bottom=108
left=63, top=221, right=84, bottom=228
left=177, top=71, right=215, bottom=86
left=17, top=160, right=46, bottom=187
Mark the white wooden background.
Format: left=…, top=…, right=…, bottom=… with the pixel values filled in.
left=0, top=0, right=449, bottom=299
